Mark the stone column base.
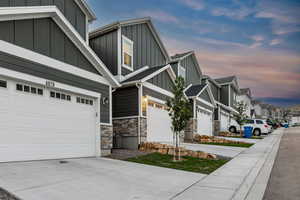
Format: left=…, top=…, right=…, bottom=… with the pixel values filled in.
left=184, top=118, right=197, bottom=142
left=113, top=117, right=147, bottom=150
left=100, top=124, right=113, bottom=156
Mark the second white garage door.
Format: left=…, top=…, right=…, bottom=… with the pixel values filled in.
left=0, top=78, right=97, bottom=163
left=147, top=102, right=173, bottom=143
left=220, top=112, right=230, bottom=132
left=197, top=108, right=213, bottom=136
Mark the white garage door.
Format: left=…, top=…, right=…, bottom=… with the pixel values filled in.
left=220, top=112, right=229, bottom=132
left=0, top=78, right=97, bottom=163
left=197, top=108, right=213, bottom=136
left=147, top=102, right=173, bottom=143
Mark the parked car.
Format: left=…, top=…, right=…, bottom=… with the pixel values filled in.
left=229, top=119, right=272, bottom=136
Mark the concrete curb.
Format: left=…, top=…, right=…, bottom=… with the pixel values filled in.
left=231, top=129, right=284, bottom=200
left=172, top=128, right=284, bottom=200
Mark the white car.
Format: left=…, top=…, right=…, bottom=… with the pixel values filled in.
left=229, top=119, right=272, bottom=136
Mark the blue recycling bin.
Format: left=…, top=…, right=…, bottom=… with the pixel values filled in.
left=244, top=126, right=253, bottom=138
left=284, top=124, right=289, bottom=128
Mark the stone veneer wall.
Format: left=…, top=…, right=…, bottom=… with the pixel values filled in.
left=113, top=117, right=147, bottom=150
left=213, top=120, right=221, bottom=136
left=184, top=118, right=197, bottom=142
left=100, top=125, right=113, bottom=156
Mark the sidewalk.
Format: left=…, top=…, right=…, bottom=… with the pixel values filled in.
left=171, top=128, right=284, bottom=200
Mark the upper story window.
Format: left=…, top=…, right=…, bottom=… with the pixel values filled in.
left=122, top=35, right=133, bottom=70
left=178, top=65, right=186, bottom=80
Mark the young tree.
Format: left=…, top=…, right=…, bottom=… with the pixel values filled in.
left=166, top=77, right=192, bottom=161
left=232, top=101, right=248, bottom=136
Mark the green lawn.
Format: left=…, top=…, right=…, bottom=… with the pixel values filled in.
left=199, top=142, right=254, bottom=148
left=223, top=135, right=263, bottom=139
left=126, top=153, right=228, bottom=174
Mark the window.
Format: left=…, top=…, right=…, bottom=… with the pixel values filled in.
left=246, top=119, right=255, bottom=124
left=89, top=100, right=93, bottom=105
left=256, top=120, right=263, bottom=124
left=122, top=36, right=133, bottom=70
left=77, top=97, right=93, bottom=106
left=50, top=91, right=55, bottom=98
left=77, top=97, right=81, bottom=103
left=24, top=85, right=30, bottom=92
left=0, top=80, right=7, bottom=88
left=178, top=65, right=186, bottom=80
left=37, top=89, right=43, bottom=95
left=66, top=95, right=71, bottom=101
left=16, top=84, right=23, bottom=91
left=61, top=93, right=66, bottom=100
left=56, top=93, right=61, bottom=99
left=31, top=87, right=37, bottom=94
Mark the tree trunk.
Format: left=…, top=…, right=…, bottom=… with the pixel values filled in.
left=240, top=125, right=243, bottom=137
left=173, top=132, right=181, bottom=161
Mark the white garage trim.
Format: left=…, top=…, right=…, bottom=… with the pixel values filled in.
left=142, top=82, right=174, bottom=98
left=197, top=97, right=215, bottom=108
left=147, top=96, right=166, bottom=105
left=0, top=67, right=102, bottom=157
left=197, top=105, right=213, bottom=114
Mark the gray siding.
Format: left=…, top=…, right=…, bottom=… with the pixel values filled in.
left=180, top=55, right=201, bottom=86
left=0, top=18, right=99, bottom=75
left=112, top=86, right=139, bottom=117
left=230, top=86, right=237, bottom=108
left=209, top=81, right=219, bottom=101
left=0, top=51, right=110, bottom=123
left=90, top=30, right=118, bottom=75
left=146, top=71, right=174, bottom=92
left=0, top=0, right=86, bottom=39
left=170, top=62, right=178, bottom=76
left=143, top=87, right=170, bottom=102
left=199, top=89, right=212, bottom=104
left=121, top=23, right=166, bottom=75
left=220, top=85, right=229, bottom=106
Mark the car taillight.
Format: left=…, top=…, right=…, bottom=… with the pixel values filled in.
left=264, top=125, right=268, bottom=128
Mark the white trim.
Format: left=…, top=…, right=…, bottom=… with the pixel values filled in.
left=193, top=98, right=197, bottom=118
left=197, top=97, right=215, bottom=108
left=143, top=82, right=174, bottom=98
left=0, top=67, right=102, bottom=157
left=183, top=84, right=193, bottom=99
left=147, top=96, right=167, bottom=105
left=141, top=64, right=176, bottom=82
left=0, top=40, right=109, bottom=86
left=112, top=116, right=140, bottom=120
left=74, top=0, right=97, bottom=22
left=205, top=84, right=217, bottom=107
left=196, top=105, right=213, bottom=114
left=122, top=35, right=134, bottom=71
left=109, top=85, right=112, bottom=125
left=117, top=27, right=122, bottom=81
left=123, top=66, right=149, bottom=81
left=0, top=6, right=120, bottom=87
left=178, top=64, right=186, bottom=80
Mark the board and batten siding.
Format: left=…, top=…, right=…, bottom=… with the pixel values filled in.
left=199, top=89, right=212, bottom=104
left=180, top=55, right=201, bottom=86
left=89, top=30, right=118, bottom=75
left=220, top=85, right=229, bottom=106
left=0, top=0, right=87, bottom=39
left=121, top=23, right=167, bottom=75
left=112, top=86, right=139, bottom=117
left=170, top=62, right=178, bottom=76
left=0, top=18, right=99, bottom=75
left=146, top=71, right=173, bottom=92
left=209, top=81, right=219, bottom=102
left=0, top=51, right=111, bottom=123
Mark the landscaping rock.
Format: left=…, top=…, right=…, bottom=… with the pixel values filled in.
left=139, top=142, right=217, bottom=159
left=193, top=134, right=251, bottom=145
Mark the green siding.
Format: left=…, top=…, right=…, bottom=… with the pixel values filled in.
left=147, top=70, right=174, bottom=92
left=180, top=55, right=201, bottom=86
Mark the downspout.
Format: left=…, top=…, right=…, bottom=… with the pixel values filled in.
left=136, top=82, right=142, bottom=146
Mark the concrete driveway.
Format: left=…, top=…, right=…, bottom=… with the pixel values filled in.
left=0, top=158, right=206, bottom=200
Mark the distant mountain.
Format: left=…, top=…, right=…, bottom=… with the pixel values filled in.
left=255, top=97, right=300, bottom=107
left=289, top=105, right=300, bottom=112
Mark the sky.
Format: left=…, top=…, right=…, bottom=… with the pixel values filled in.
left=86, top=0, right=300, bottom=107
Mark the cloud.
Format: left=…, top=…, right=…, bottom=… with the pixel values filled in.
left=211, top=7, right=253, bottom=20
left=136, top=10, right=180, bottom=24
left=255, top=0, right=300, bottom=35
left=269, top=39, right=282, bottom=46
left=163, top=36, right=300, bottom=100
left=178, top=0, right=205, bottom=10
left=249, top=42, right=262, bottom=48
left=250, top=35, right=264, bottom=42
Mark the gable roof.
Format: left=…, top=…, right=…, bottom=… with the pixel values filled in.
left=76, top=0, right=97, bottom=22
left=185, top=83, right=216, bottom=107
left=185, top=84, right=207, bottom=97
left=0, top=6, right=120, bottom=87
left=240, top=88, right=252, bottom=98
left=89, top=17, right=170, bottom=62
left=215, top=76, right=236, bottom=84
left=170, top=51, right=202, bottom=76
left=121, top=64, right=176, bottom=85
left=202, top=75, right=221, bottom=88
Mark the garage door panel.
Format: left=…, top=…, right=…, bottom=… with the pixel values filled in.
left=147, top=105, right=173, bottom=143
left=0, top=79, right=97, bottom=162
left=197, top=108, right=213, bottom=136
